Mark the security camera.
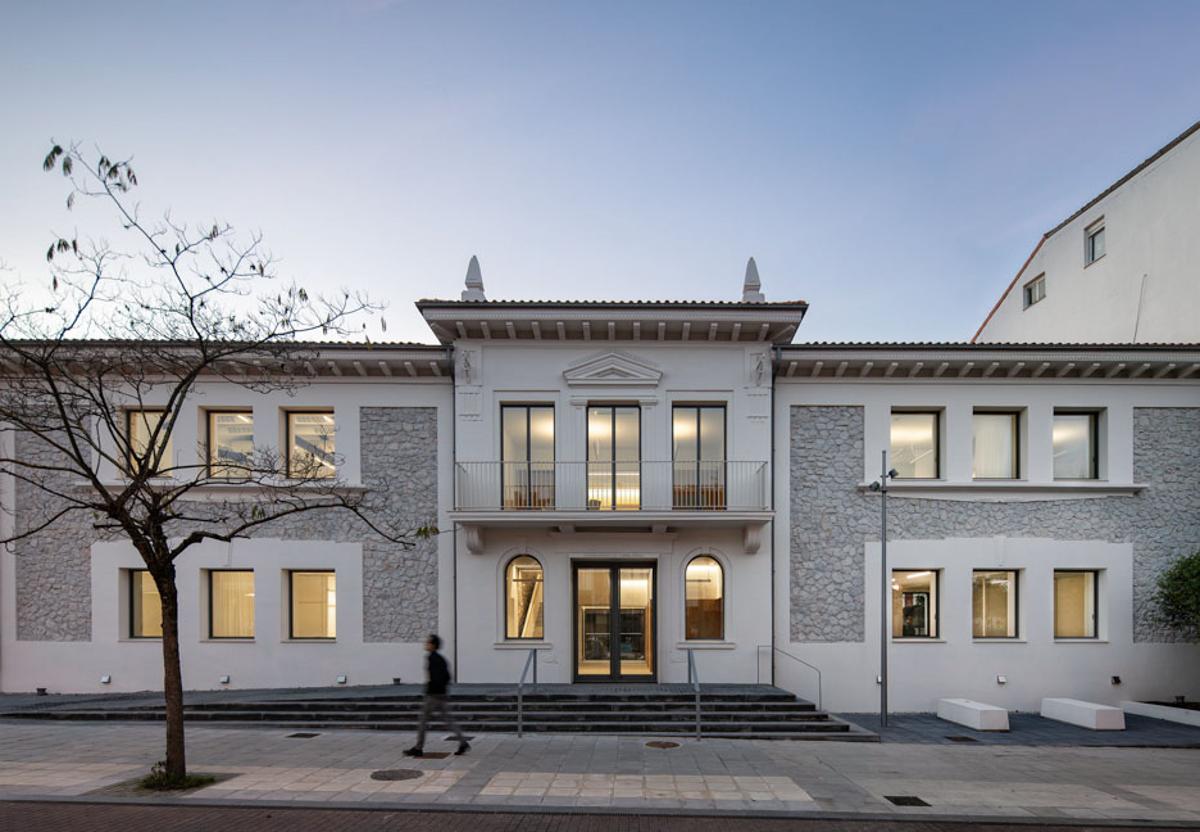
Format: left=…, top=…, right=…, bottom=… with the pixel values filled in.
left=888, top=469, right=898, bottom=479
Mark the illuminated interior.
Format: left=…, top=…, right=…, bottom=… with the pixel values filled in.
left=972, top=570, right=1017, bottom=637
left=291, top=571, right=336, bottom=639
left=210, top=570, right=255, bottom=638
left=1054, top=570, right=1097, bottom=638
left=505, top=556, right=544, bottom=639
left=890, top=412, right=938, bottom=479
left=892, top=569, right=938, bottom=638
left=587, top=406, right=640, bottom=510
left=288, top=412, right=336, bottom=478
left=576, top=565, right=654, bottom=678
left=209, top=410, right=254, bottom=477
left=684, top=556, right=724, bottom=639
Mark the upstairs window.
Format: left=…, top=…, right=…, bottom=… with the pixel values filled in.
left=501, top=405, right=555, bottom=508
left=672, top=405, right=726, bottom=508
left=287, top=411, right=336, bottom=479
left=1085, top=219, right=1105, bottom=265
left=1053, top=411, right=1099, bottom=480
left=891, top=411, right=939, bottom=479
left=1023, top=274, right=1046, bottom=308
left=973, top=411, right=1019, bottom=479
left=587, top=405, right=640, bottom=510
left=126, top=408, right=172, bottom=475
left=208, top=410, right=254, bottom=478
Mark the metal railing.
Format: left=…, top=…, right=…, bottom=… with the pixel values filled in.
left=455, top=460, right=768, bottom=512
left=757, top=645, right=822, bottom=711
left=686, top=648, right=702, bottom=740
left=516, top=648, right=538, bottom=738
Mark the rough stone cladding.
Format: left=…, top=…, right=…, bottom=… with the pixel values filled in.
left=13, top=406, right=439, bottom=643
left=790, top=405, right=1200, bottom=644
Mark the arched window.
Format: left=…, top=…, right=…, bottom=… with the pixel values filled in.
left=505, top=556, right=544, bottom=639
left=685, top=556, right=724, bottom=640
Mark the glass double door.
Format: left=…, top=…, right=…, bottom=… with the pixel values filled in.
left=574, top=563, right=655, bottom=681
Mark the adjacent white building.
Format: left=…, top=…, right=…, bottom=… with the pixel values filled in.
left=975, top=118, right=1200, bottom=345
left=2, top=261, right=1199, bottom=713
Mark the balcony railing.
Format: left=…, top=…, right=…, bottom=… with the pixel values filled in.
left=454, top=460, right=769, bottom=512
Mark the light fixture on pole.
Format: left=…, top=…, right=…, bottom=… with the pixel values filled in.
left=868, top=450, right=898, bottom=728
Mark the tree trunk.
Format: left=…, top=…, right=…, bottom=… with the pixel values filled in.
left=158, top=576, right=187, bottom=780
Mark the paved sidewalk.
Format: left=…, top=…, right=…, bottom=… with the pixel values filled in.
left=1, top=721, right=1199, bottom=822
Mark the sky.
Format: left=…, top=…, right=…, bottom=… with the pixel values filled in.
left=2, top=0, right=1200, bottom=345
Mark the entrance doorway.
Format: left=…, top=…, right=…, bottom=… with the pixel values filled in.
left=573, top=562, right=656, bottom=681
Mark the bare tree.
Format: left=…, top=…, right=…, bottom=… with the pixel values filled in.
left=0, top=144, right=429, bottom=783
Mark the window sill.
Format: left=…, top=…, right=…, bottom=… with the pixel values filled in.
left=891, top=638, right=945, bottom=644
left=972, top=638, right=1025, bottom=644
left=493, top=641, right=553, bottom=650
left=1084, top=253, right=1106, bottom=269
left=1054, top=638, right=1108, bottom=644
left=859, top=481, right=1145, bottom=497
left=200, top=638, right=256, bottom=644
left=675, top=640, right=736, bottom=650
left=284, top=639, right=338, bottom=644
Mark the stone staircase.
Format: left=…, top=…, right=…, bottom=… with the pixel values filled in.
left=3, top=684, right=874, bottom=741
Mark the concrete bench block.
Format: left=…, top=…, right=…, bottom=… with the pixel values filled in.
left=1040, top=697, right=1125, bottom=730
left=936, top=698, right=1009, bottom=731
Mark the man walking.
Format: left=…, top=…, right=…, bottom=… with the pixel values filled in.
left=404, top=634, right=469, bottom=757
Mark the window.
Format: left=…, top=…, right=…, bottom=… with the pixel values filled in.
left=501, top=405, right=555, bottom=508
left=1054, top=570, right=1098, bottom=638
left=891, top=411, right=939, bottom=479
left=126, top=409, right=172, bottom=475
left=130, top=570, right=162, bottom=638
left=587, top=405, right=640, bottom=510
left=1085, top=220, right=1105, bottom=265
left=973, top=411, right=1019, bottom=479
left=973, top=570, right=1018, bottom=638
left=505, top=556, right=544, bottom=639
left=892, top=570, right=938, bottom=638
left=208, top=410, right=254, bottom=477
left=290, top=571, right=336, bottom=639
left=1023, top=274, right=1046, bottom=308
left=286, top=411, right=336, bottom=479
left=209, top=570, right=255, bottom=638
left=1053, top=411, right=1099, bottom=479
left=684, top=556, right=724, bottom=640
left=672, top=405, right=726, bottom=508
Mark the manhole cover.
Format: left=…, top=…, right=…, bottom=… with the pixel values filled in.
left=885, top=795, right=930, bottom=807
left=945, top=735, right=978, bottom=743
left=286, top=732, right=320, bottom=739
left=370, top=769, right=424, bottom=782
left=646, top=740, right=680, bottom=749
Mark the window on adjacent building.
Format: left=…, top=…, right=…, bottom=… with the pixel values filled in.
left=504, top=555, right=544, bottom=639
left=209, top=570, right=255, bottom=638
left=1054, top=570, right=1098, bottom=638
left=892, top=570, right=939, bottom=638
left=130, top=569, right=162, bottom=638
left=587, top=405, right=640, bottom=510
left=1085, top=220, right=1105, bottom=265
left=501, top=405, right=555, bottom=508
left=290, top=571, right=336, bottom=639
left=973, top=570, right=1018, bottom=638
left=891, top=411, right=939, bottom=479
left=1023, top=274, right=1046, bottom=308
left=672, top=405, right=726, bottom=508
left=287, top=412, right=336, bottom=479
left=1053, top=411, right=1099, bottom=479
left=126, top=408, right=172, bottom=475
left=208, top=410, right=254, bottom=478
left=684, top=556, right=724, bottom=640
left=973, top=411, right=1019, bottom=479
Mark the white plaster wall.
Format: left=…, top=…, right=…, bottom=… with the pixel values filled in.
left=978, top=128, right=1200, bottom=344
left=773, top=377, right=1200, bottom=712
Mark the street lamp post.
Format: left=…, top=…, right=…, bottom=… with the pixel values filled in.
left=869, top=451, right=898, bottom=728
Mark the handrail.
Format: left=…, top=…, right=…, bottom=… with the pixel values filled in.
left=516, top=648, right=538, bottom=738
left=756, top=645, right=822, bottom=711
left=686, top=648, right=701, bottom=740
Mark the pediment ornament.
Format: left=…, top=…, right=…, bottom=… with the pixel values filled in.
left=563, top=351, right=663, bottom=388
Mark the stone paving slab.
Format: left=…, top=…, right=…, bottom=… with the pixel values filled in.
left=840, top=712, right=1200, bottom=746
left=0, top=721, right=1198, bottom=821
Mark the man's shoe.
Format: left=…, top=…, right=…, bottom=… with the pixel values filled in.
left=403, top=746, right=423, bottom=758
left=455, top=741, right=470, bottom=756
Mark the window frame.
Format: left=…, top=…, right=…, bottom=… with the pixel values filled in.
left=891, top=568, right=940, bottom=640
left=500, top=403, right=556, bottom=509
left=890, top=409, right=941, bottom=480
left=972, top=409, right=1021, bottom=480
left=125, top=407, right=170, bottom=476
left=971, top=569, right=1020, bottom=639
left=1053, top=569, right=1100, bottom=640
left=288, top=569, right=337, bottom=641
left=586, top=403, right=642, bottom=511
left=503, top=555, right=545, bottom=641
left=1022, top=274, right=1046, bottom=309
left=207, top=409, right=254, bottom=478
left=1052, top=410, right=1100, bottom=480
left=671, top=403, right=728, bottom=509
left=129, top=568, right=162, bottom=640
left=683, top=555, right=725, bottom=641
left=207, top=569, right=256, bottom=640
left=1084, top=218, right=1106, bottom=266
left=285, top=409, right=337, bottom=480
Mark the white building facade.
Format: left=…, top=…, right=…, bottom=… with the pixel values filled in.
left=975, top=118, right=1200, bottom=345
left=2, top=268, right=1199, bottom=712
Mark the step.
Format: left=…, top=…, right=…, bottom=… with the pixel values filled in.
left=172, top=699, right=816, bottom=714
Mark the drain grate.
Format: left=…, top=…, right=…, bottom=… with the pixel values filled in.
left=646, top=740, right=680, bottom=749
left=370, top=769, right=424, bottom=782
left=286, top=732, right=320, bottom=739
left=945, top=735, right=979, bottom=743
left=884, top=795, right=930, bottom=807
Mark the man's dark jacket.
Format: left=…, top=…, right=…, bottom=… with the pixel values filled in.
left=426, top=651, right=451, bottom=696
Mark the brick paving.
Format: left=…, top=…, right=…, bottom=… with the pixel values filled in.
left=3, top=802, right=1196, bottom=832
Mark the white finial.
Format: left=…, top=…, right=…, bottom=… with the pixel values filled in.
left=742, top=256, right=764, bottom=302
left=461, top=255, right=486, bottom=301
